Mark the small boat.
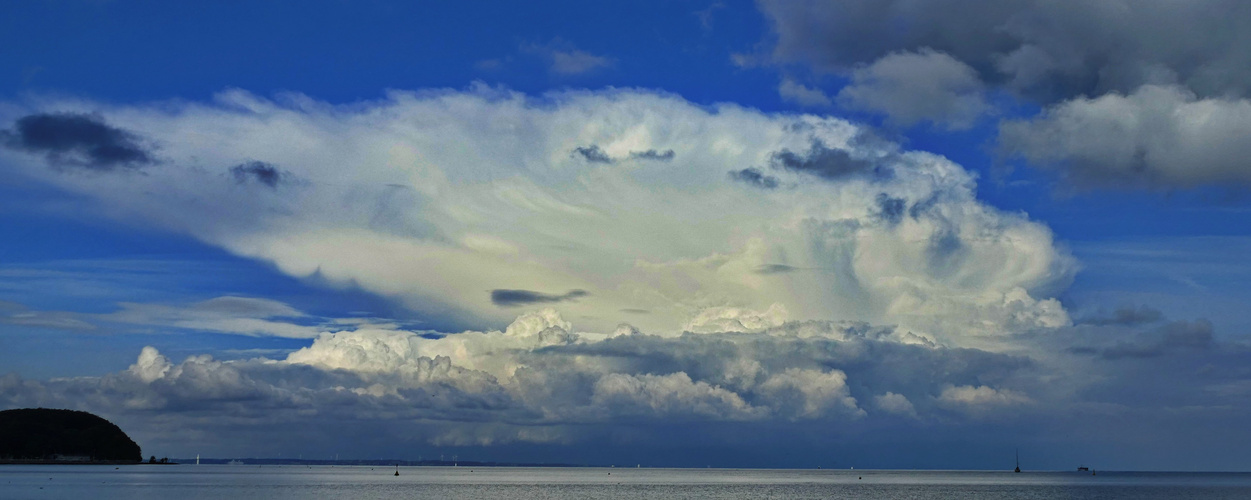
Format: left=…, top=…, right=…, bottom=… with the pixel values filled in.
left=1077, top=466, right=1090, bottom=472
left=1014, top=449, right=1021, bottom=473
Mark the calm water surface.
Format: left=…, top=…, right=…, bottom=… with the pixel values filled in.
left=3, top=464, right=1250, bottom=499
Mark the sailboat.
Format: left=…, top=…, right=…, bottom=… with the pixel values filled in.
left=1014, top=449, right=1021, bottom=473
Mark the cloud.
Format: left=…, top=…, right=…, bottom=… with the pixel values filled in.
left=874, top=392, right=917, bottom=417
left=590, top=372, right=763, bottom=421
left=0, top=300, right=96, bottom=330
left=1, top=112, right=154, bottom=169
left=752, top=264, right=797, bottom=275
left=490, top=289, right=589, bottom=307
left=4, top=305, right=1250, bottom=468
left=105, top=296, right=325, bottom=339
left=778, top=78, right=832, bottom=107
left=873, top=193, right=906, bottom=225
left=727, top=167, right=778, bottom=189
left=756, top=0, right=1251, bottom=101
left=1079, top=305, right=1164, bottom=327
left=753, top=0, right=1251, bottom=188
left=769, top=139, right=886, bottom=181
left=0, top=87, right=1075, bottom=341
left=521, top=40, right=614, bottom=75
left=230, top=161, right=287, bottom=188
left=571, top=145, right=613, bottom=164
left=756, top=368, right=862, bottom=419
left=0, top=310, right=1035, bottom=455
left=683, top=304, right=787, bottom=334
left=1072, top=319, right=1215, bottom=360
left=129, top=346, right=172, bottom=383
left=693, top=2, right=725, bottom=31
left=474, top=59, right=505, bottom=71
left=937, top=384, right=1032, bottom=412
left=574, top=146, right=676, bottom=164
left=628, top=149, right=675, bottom=161
left=837, top=49, right=990, bottom=129
left=999, top=85, right=1251, bottom=188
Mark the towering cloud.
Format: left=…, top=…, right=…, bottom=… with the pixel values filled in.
left=2, top=305, right=1248, bottom=468
left=0, top=88, right=1074, bottom=342
left=0, top=87, right=1074, bottom=343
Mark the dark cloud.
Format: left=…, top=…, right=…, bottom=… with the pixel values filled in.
left=1079, top=305, right=1165, bottom=327
left=1, top=112, right=154, bottom=169
left=757, top=0, right=1251, bottom=102
left=728, top=168, right=779, bottom=189
left=755, top=0, right=1251, bottom=189
left=769, top=141, right=885, bottom=181
left=874, top=194, right=906, bottom=225
left=628, top=149, right=675, bottom=161
left=1074, top=319, right=1215, bottom=360
left=571, top=145, right=614, bottom=164
left=491, top=289, right=589, bottom=307
left=572, top=147, right=675, bottom=164
left=753, top=264, right=798, bottom=274
left=230, top=161, right=287, bottom=188
left=997, top=85, right=1251, bottom=189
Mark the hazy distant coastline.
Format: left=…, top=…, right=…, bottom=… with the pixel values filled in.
left=174, top=458, right=582, bottom=468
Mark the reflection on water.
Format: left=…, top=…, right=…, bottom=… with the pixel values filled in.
left=3, top=465, right=1251, bottom=500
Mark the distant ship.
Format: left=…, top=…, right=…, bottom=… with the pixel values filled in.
left=227, top=459, right=244, bottom=465
left=1077, top=466, right=1090, bottom=472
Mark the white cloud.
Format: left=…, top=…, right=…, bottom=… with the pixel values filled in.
left=837, top=49, right=990, bottom=129
left=0, top=87, right=1074, bottom=343
left=756, top=368, right=862, bottom=419
left=1000, top=84, right=1251, bottom=188
left=684, top=303, right=788, bottom=334
left=106, top=296, right=325, bottom=339
left=590, top=372, right=763, bottom=420
left=874, top=392, right=917, bottom=417
left=128, top=346, right=172, bottom=383
left=0, top=300, right=96, bottom=330
left=4, top=306, right=1250, bottom=465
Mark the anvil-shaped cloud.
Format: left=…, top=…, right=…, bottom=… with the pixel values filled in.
left=0, top=86, right=1074, bottom=343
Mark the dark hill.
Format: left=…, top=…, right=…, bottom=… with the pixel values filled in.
left=0, top=408, right=141, bottom=463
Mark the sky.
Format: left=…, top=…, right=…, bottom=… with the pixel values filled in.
left=2, top=0, right=1251, bottom=470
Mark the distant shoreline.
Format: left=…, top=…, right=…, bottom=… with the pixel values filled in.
left=171, top=458, right=581, bottom=468
left=0, top=459, right=142, bottom=465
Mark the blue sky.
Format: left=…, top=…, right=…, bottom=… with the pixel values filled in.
left=2, top=0, right=1251, bottom=470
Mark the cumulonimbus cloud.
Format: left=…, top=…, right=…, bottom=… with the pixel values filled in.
left=0, top=86, right=1074, bottom=343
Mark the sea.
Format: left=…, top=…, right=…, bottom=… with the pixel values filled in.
left=3, top=465, right=1250, bottom=499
